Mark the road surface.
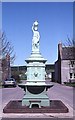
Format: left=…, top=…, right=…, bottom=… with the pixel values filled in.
left=0, top=82, right=75, bottom=119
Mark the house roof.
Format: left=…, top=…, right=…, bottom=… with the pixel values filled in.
left=62, top=47, right=75, bottom=60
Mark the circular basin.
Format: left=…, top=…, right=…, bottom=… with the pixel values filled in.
left=27, top=86, right=45, bottom=94
left=18, top=84, right=53, bottom=95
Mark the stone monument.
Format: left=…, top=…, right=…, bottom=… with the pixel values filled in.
left=19, top=20, right=53, bottom=108
left=3, top=21, right=68, bottom=114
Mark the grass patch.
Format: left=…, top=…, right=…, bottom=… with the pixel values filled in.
left=64, top=82, right=75, bottom=87
left=0, top=84, right=2, bottom=88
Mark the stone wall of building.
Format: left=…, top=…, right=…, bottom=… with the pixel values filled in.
left=61, top=60, right=70, bottom=84
left=55, top=60, right=58, bottom=83
left=55, top=60, right=61, bottom=83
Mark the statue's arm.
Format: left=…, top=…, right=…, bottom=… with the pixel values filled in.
left=32, top=23, right=34, bottom=32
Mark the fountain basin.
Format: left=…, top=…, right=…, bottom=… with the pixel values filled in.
left=18, top=83, right=53, bottom=94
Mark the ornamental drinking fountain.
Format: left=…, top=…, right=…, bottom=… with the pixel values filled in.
left=19, top=20, right=53, bottom=108
left=3, top=21, right=68, bottom=114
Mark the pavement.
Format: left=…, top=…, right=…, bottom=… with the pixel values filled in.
left=1, top=118, right=74, bottom=120
left=0, top=82, right=75, bottom=119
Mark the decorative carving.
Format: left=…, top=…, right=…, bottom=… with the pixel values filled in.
left=34, top=72, right=38, bottom=77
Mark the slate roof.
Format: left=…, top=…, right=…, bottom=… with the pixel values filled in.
left=62, top=47, right=75, bottom=60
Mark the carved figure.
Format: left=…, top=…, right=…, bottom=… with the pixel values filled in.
left=32, top=21, right=40, bottom=51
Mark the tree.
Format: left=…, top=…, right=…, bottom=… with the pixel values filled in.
left=0, top=30, right=16, bottom=80
left=64, top=37, right=75, bottom=47
left=0, top=31, right=16, bottom=64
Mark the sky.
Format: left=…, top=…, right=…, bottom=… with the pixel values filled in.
left=2, top=2, right=73, bottom=66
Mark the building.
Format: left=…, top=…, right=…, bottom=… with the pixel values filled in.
left=55, top=42, right=75, bottom=84
left=45, top=64, right=55, bottom=81
left=11, top=66, right=27, bottom=80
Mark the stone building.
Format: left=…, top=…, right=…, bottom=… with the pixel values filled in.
left=11, top=66, right=27, bottom=80
left=55, top=42, right=75, bottom=84
left=45, top=64, right=55, bottom=81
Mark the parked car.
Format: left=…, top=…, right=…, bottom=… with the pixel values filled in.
left=3, top=78, right=17, bottom=87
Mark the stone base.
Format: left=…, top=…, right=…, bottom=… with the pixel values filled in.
left=22, top=94, right=50, bottom=107
left=3, top=100, right=69, bottom=113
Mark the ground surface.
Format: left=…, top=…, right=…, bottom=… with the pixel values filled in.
left=0, top=82, right=75, bottom=119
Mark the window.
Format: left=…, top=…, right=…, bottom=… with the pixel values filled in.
left=70, top=73, right=75, bottom=79
left=74, top=73, right=75, bottom=78
left=70, top=73, right=72, bottom=78
left=70, top=61, right=74, bottom=67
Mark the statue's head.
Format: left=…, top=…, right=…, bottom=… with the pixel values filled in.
left=33, top=20, right=38, bottom=31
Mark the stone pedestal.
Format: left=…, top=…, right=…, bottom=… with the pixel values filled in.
left=19, top=52, right=53, bottom=108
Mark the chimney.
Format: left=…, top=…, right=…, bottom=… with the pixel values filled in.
left=58, top=42, right=62, bottom=59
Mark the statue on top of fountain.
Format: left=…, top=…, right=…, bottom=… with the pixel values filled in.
left=32, top=20, right=40, bottom=53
